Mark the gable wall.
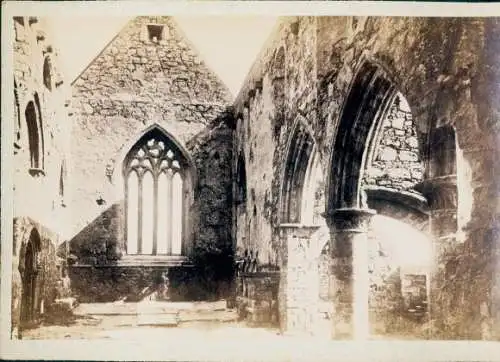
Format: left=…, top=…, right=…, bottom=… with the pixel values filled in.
left=68, top=17, right=234, bottom=299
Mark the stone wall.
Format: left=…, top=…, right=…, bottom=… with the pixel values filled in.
left=69, top=266, right=195, bottom=303
left=233, top=16, right=500, bottom=339
left=363, top=93, right=424, bottom=191
left=13, top=16, right=72, bottom=236
left=69, top=16, right=234, bottom=301
left=235, top=272, right=280, bottom=327
left=12, top=17, right=72, bottom=338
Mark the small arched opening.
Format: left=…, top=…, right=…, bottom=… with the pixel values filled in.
left=14, top=79, right=21, bottom=150
left=25, top=101, right=41, bottom=170
left=59, top=160, right=67, bottom=207
left=43, top=56, right=52, bottom=91
left=19, top=228, right=41, bottom=328
left=235, top=154, right=247, bottom=205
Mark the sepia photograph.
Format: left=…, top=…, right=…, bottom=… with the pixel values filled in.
left=1, top=1, right=500, bottom=360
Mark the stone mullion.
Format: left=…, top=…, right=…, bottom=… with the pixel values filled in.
left=181, top=173, right=187, bottom=256
left=152, top=169, right=159, bottom=256
left=124, top=171, right=129, bottom=254
left=167, top=170, right=173, bottom=255
left=137, top=172, right=143, bottom=254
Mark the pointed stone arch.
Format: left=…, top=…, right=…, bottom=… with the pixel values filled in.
left=327, top=60, right=397, bottom=212
left=18, top=227, right=42, bottom=327
left=24, top=93, right=45, bottom=173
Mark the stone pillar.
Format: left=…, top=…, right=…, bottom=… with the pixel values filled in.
left=278, top=224, right=321, bottom=336
left=326, top=208, right=376, bottom=340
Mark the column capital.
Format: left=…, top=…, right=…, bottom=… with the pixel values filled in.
left=323, top=208, right=376, bottom=233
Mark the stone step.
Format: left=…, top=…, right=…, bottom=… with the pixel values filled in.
left=137, top=312, right=180, bottom=326
left=72, top=300, right=238, bottom=326
left=74, top=300, right=229, bottom=316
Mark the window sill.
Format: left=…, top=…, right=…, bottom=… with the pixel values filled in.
left=115, top=255, right=192, bottom=267
left=29, top=168, right=46, bottom=177
left=70, top=255, right=193, bottom=268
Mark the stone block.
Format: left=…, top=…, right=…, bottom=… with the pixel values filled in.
left=378, top=146, right=397, bottom=161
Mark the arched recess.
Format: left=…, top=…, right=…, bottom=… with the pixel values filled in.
left=43, top=56, right=53, bottom=91
left=280, top=119, right=315, bottom=224
left=122, top=126, right=194, bottom=257
left=234, top=151, right=248, bottom=255
left=25, top=94, right=45, bottom=172
left=14, top=79, right=21, bottom=150
left=59, top=159, right=67, bottom=206
left=19, top=228, right=41, bottom=326
left=425, top=124, right=456, bottom=179
left=235, top=153, right=247, bottom=205
left=327, top=60, right=397, bottom=212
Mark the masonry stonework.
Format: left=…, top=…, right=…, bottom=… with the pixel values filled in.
left=69, top=16, right=234, bottom=301
left=233, top=16, right=500, bottom=340
left=10, top=15, right=500, bottom=342
left=12, top=16, right=72, bottom=338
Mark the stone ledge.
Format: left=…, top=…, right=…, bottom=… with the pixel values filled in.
left=363, top=185, right=429, bottom=215
left=239, top=271, right=281, bottom=278
left=71, top=255, right=193, bottom=268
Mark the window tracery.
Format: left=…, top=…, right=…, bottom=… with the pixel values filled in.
left=124, top=132, right=188, bottom=255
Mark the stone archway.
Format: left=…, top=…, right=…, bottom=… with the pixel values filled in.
left=20, top=228, right=41, bottom=328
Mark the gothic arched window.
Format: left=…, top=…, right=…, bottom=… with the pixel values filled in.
left=124, top=129, right=191, bottom=256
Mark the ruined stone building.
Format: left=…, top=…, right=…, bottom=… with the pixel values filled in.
left=10, top=16, right=500, bottom=341
left=11, top=16, right=72, bottom=336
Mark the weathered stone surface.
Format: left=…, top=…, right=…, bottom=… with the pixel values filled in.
left=233, top=16, right=500, bottom=340
left=68, top=16, right=234, bottom=301
left=10, top=15, right=500, bottom=342
left=12, top=17, right=72, bottom=338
